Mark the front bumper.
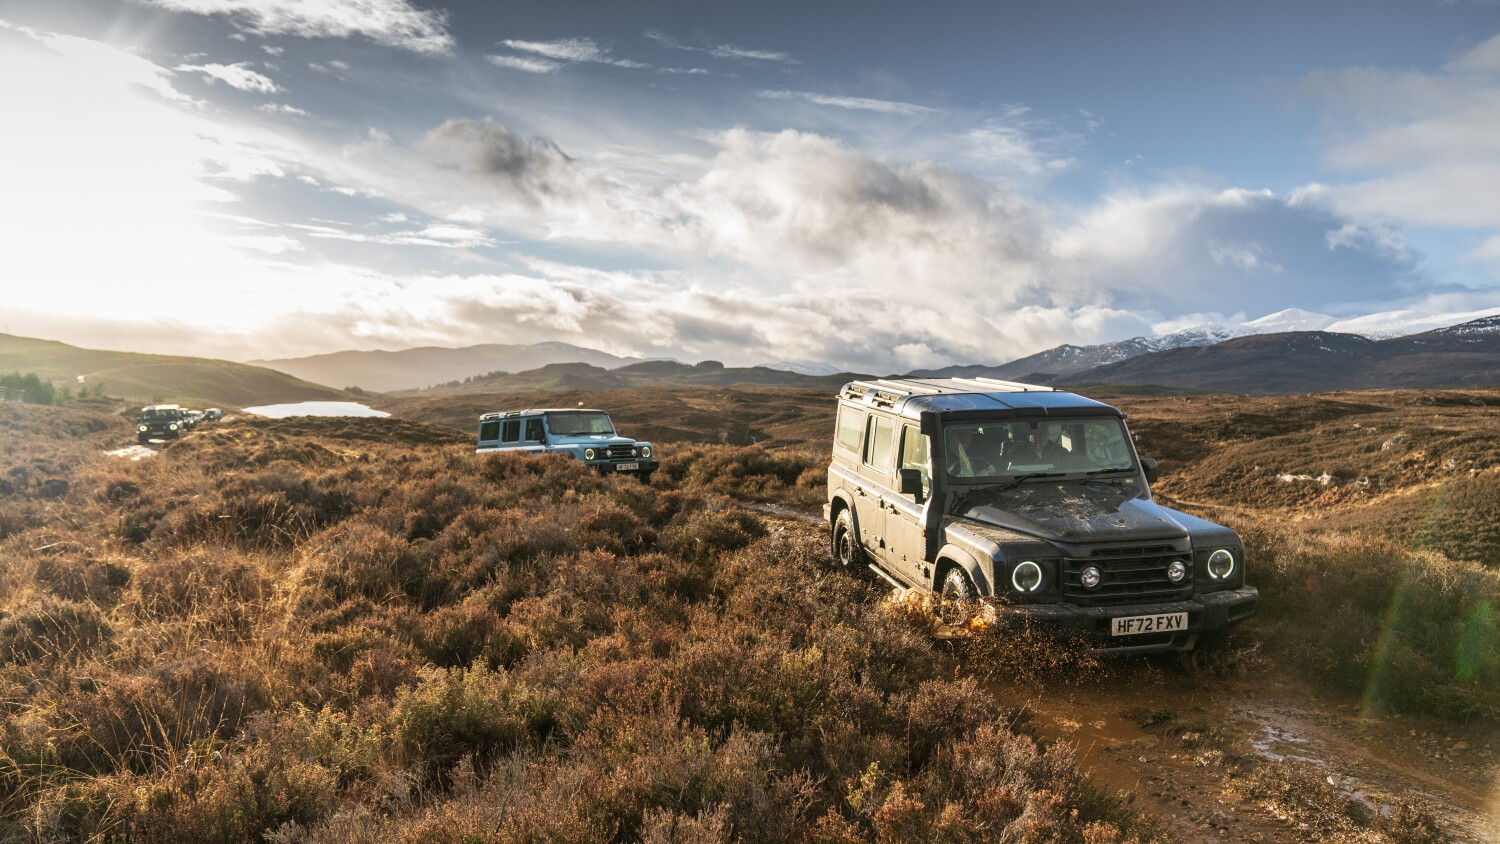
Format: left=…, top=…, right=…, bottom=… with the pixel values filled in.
left=991, top=586, right=1259, bottom=653
left=588, top=458, right=660, bottom=475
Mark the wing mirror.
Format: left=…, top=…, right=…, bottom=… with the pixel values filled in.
left=898, top=468, right=925, bottom=499
left=1140, top=457, right=1159, bottom=484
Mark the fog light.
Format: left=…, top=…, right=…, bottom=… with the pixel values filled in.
left=1207, top=549, right=1235, bottom=580
left=1011, top=560, right=1043, bottom=593
left=1167, top=560, right=1188, bottom=582
left=1080, top=566, right=1102, bottom=590
left=584, top=448, right=596, bottom=460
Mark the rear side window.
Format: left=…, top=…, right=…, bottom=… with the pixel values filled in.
left=863, top=415, right=894, bottom=474
left=524, top=418, right=545, bottom=442
left=479, top=420, right=500, bottom=442
left=502, top=420, right=521, bottom=443
left=835, top=405, right=864, bottom=452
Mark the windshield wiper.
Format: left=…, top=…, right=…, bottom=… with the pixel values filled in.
left=1074, top=467, right=1135, bottom=485
left=993, top=471, right=1064, bottom=494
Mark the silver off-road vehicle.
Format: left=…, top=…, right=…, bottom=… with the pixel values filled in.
left=476, top=408, right=659, bottom=482
left=825, top=378, right=1257, bottom=653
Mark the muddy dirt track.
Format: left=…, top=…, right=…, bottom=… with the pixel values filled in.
left=752, top=510, right=1500, bottom=843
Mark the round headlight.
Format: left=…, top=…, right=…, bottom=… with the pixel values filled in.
left=138, top=425, right=148, bottom=432
left=1208, top=549, right=1236, bottom=580
left=1011, top=560, right=1043, bottom=593
left=1080, top=566, right=1102, bottom=590
left=641, top=446, right=651, bottom=458
left=584, top=448, right=596, bottom=460
left=169, top=423, right=178, bottom=430
left=1167, top=560, right=1188, bottom=583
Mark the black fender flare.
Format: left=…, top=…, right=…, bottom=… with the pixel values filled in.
left=933, top=543, right=994, bottom=597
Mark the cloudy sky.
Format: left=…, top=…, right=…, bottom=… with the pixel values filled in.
left=4, top=0, right=1500, bottom=370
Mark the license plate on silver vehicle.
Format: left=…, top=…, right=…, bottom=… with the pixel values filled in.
left=615, top=462, right=639, bottom=471
left=1112, top=612, right=1187, bottom=636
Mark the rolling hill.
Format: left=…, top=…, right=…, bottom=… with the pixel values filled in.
left=250, top=341, right=642, bottom=393
left=0, top=333, right=347, bottom=408
left=391, top=359, right=860, bottom=396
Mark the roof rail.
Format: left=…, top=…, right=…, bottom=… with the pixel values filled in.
left=952, top=376, right=1055, bottom=393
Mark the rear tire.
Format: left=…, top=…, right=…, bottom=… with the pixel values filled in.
left=832, top=509, right=866, bottom=572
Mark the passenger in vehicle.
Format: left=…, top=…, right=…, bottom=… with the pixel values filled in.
left=946, top=426, right=1000, bottom=477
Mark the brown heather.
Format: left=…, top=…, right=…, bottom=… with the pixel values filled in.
left=0, top=405, right=1155, bottom=843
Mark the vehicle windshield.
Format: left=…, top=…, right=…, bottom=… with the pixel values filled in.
left=140, top=408, right=179, bottom=421
left=545, top=411, right=617, bottom=436
left=942, top=417, right=1135, bottom=480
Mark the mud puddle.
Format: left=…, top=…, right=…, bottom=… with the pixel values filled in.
left=983, top=665, right=1499, bottom=842
left=741, top=501, right=824, bottom=524
left=104, top=444, right=157, bottom=460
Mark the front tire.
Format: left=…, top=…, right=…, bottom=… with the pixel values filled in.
left=832, top=509, right=866, bottom=572
left=938, top=566, right=978, bottom=626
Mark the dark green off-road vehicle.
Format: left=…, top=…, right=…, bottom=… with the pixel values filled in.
left=825, top=378, right=1257, bottom=653
left=136, top=405, right=187, bottom=444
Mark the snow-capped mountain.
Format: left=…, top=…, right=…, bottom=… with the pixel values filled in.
left=1324, top=307, right=1500, bottom=339
left=1426, top=314, right=1500, bottom=337
left=1243, top=308, right=1336, bottom=334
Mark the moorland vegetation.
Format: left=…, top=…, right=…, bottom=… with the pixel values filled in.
left=0, top=406, right=1153, bottom=842
left=2, top=386, right=1495, bottom=842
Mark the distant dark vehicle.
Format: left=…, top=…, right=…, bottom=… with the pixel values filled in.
left=476, top=408, right=659, bottom=482
left=825, top=378, right=1257, bottom=653
left=136, top=404, right=186, bottom=444
left=204, top=408, right=222, bottom=421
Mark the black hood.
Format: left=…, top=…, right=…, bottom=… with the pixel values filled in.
left=955, top=481, right=1188, bottom=544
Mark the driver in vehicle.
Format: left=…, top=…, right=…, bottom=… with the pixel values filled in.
left=1003, top=421, right=1069, bottom=466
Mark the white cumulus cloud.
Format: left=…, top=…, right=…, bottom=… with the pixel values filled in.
left=176, top=61, right=279, bottom=92
left=139, top=0, right=453, bottom=53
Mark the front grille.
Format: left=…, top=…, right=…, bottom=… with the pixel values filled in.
left=1063, top=545, right=1192, bottom=606
left=604, top=444, right=637, bottom=459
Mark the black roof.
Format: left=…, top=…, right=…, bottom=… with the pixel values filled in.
left=838, top=378, right=1120, bottom=419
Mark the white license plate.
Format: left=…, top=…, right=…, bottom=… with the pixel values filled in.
left=1111, top=612, right=1187, bottom=636
left=615, top=462, right=639, bottom=471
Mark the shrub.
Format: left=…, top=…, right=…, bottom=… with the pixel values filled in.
left=1245, top=525, right=1500, bottom=720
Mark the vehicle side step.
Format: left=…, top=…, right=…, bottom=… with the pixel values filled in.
left=868, top=563, right=910, bottom=593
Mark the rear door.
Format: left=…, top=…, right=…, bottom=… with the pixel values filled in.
left=856, top=413, right=897, bottom=566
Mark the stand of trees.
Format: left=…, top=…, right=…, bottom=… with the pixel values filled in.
left=0, top=372, right=104, bottom=405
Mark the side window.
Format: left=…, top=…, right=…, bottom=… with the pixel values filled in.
left=899, top=425, right=931, bottom=500
left=479, top=420, right=500, bottom=442
left=835, top=405, right=864, bottom=452
left=501, top=420, right=521, bottom=443
left=863, top=415, right=895, bottom=474
left=524, top=417, right=545, bottom=442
